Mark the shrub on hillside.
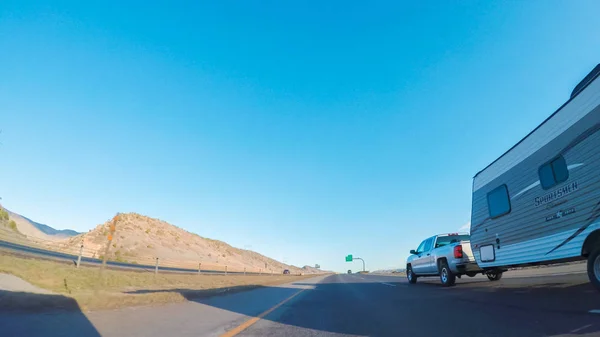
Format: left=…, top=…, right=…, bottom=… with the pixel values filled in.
left=8, top=220, right=18, bottom=232
left=0, top=208, right=8, bottom=221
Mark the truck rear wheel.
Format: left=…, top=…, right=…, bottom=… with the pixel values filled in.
left=587, top=248, right=600, bottom=291
left=487, top=271, right=503, bottom=281
left=407, top=265, right=417, bottom=284
left=438, top=260, right=456, bottom=287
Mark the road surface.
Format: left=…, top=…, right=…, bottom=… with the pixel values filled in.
left=1, top=272, right=600, bottom=336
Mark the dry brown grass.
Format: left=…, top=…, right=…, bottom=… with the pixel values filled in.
left=0, top=253, right=321, bottom=311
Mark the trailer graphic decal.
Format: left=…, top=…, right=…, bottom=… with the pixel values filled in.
left=534, top=181, right=578, bottom=207
left=546, top=200, right=600, bottom=255
left=545, top=207, right=576, bottom=222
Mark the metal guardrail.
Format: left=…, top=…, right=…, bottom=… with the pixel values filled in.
left=0, top=234, right=317, bottom=276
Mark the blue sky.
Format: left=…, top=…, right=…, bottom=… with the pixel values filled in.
left=1, top=1, right=599, bottom=272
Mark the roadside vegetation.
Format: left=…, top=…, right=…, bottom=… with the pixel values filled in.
left=0, top=207, right=8, bottom=221
left=0, top=252, right=318, bottom=311
left=0, top=207, right=22, bottom=237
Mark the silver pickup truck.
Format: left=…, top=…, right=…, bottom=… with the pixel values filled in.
left=406, top=233, right=504, bottom=286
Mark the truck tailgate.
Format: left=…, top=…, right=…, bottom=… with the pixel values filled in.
left=460, top=241, right=476, bottom=262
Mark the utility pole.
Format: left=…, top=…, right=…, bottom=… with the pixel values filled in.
left=101, top=214, right=119, bottom=273
left=345, top=254, right=366, bottom=272
left=354, top=257, right=366, bottom=272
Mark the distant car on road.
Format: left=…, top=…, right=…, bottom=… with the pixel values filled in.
left=283, top=269, right=290, bottom=274
left=347, top=269, right=352, bottom=274
left=406, top=233, right=501, bottom=286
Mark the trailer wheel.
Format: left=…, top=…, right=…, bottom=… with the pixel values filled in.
left=487, top=271, right=503, bottom=281
left=407, top=265, right=417, bottom=284
left=438, top=260, right=456, bottom=287
left=587, top=248, right=600, bottom=291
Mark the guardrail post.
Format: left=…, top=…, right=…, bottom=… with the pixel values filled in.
left=225, top=265, right=228, bottom=275
left=155, top=257, right=159, bottom=275
left=259, top=268, right=261, bottom=275
left=244, top=267, right=246, bottom=276
left=76, top=243, right=84, bottom=268
left=198, top=262, right=201, bottom=275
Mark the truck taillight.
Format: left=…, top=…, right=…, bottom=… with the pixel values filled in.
left=453, top=245, right=463, bottom=258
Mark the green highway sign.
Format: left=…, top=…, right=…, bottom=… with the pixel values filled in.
left=345, top=254, right=353, bottom=262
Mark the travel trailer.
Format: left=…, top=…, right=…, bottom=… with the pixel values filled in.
left=470, top=63, right=600, bottom=290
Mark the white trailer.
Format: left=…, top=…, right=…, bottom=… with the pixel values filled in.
left=470, top=63, right=600, bottom=290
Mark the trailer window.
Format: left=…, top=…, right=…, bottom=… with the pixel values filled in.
left=487, top=184, right=511, bottom=218
left=539, top=155, right=569, bottom=190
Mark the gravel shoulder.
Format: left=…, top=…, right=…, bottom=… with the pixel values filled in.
left=0, top=272, right=54, bottom=294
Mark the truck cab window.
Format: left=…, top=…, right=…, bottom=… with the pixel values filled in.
left=435, top=235, right=470, bottom=248
left=423, top=238, right=433, bottom=252
left=416, top=240, right=427, bottom=254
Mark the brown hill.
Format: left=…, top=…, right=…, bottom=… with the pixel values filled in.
left=0, top=205, right=78, bottom=243
left=64, top=213, right=314, bottom=274
left=6, top=210, right=67, bottom=242
left=0, top=206, right=26, bottom=242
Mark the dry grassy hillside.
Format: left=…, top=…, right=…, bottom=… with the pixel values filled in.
left=0, top=206, right=25, bottom=241
left=64, top=213, right=310, bottom=273
left=6, top=210, right=65, bottom=242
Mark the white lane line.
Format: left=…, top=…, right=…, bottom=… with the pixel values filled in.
left=571, top=324, right=592, bottom=333
left=380, top=282, right=396, bottom=287
left=510, top=271, right=587, bottom=278
left=589, top=309, right=600, bottom=314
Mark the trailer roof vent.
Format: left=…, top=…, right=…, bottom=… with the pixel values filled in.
left=571, top=64, right=600, bottom=99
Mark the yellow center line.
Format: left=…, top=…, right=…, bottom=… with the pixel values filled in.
left=219, top=289, right=306, bottom=337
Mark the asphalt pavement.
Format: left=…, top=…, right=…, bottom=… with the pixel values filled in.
left=1, top=271, right=600, bottom=337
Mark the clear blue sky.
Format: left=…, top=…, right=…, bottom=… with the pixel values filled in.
left=1, top=1, right=599, bottom=272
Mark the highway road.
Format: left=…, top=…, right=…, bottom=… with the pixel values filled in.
left=2, top=272, right=600, bottom=337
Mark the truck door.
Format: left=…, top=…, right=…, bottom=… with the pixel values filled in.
left=412, top=239, right=428, bottom=274
left=421, top=237, right=436, bottom=274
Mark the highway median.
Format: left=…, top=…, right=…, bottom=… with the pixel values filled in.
left=0, top=252, right=322, bottom=312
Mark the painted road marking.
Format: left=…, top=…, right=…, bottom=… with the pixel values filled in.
left=220, top=289, right=306, bottom=337
left=380, top=282, right=396, bottom=287
left=589, top=309, right=600, bottom=314
left=570, top=324, right=592, bottom=333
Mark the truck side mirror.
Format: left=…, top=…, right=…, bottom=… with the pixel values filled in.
left=410, top=249, right=417, bottom=255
